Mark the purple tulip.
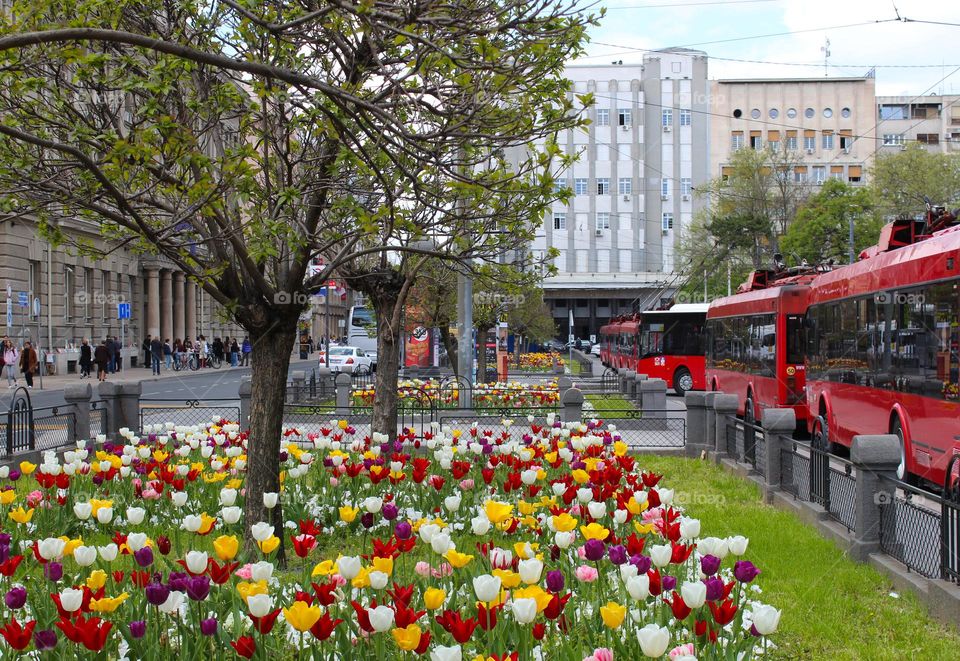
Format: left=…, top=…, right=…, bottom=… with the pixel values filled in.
left=733, top=560, right=760, bottom=584
left=200, top=617, right=218, bottom=636
left=382, top=503, right=399, bottom=521
left=661, top=575, right=677, bottom=592
left=44, top=562, right=63, bottom=582
left=129, top=621, right=147, bottom=639
left=34, top=629, right=57, bottom=650
left=9, top=470, right=21, bottom=482
left=167, top=572, right=189, bottom=593
left=186, top=575, right=211, bottom=601
left=700, top=554, right=721, bottom=576
left=395, top=521, right=412, bottom=540
left=630, top=554, right=652, bottom=575
left=704, top=576, right=725, bottom=602
left=0, top=533, right=11, bottom=547
left=550, top=545, right=561, bottom=561
left=145, top=582, right=170, bottom=606
left=134, top=546, right=154, bottom=568
left=583, top=539, right=605, bottom=562
left=608, top=544, right=627, bottom=566
left=0, top=544, right=8, bottom=565
left=361, top=512, right=375, bottom=529
left=546, top=570, right=565, bottom=593
left=4, top=586, right=26, bottom=609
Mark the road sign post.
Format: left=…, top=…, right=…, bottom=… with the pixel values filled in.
left=118, top=303, right=131, bottom=374
left=32, top=297, right=42, bottom=389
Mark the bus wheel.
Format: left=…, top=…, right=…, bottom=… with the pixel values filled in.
left=673, top=367, right=693, bottom=396
left=892, top=418, right=918, bottom=486
left=744, top=396, right=756, bottom=426
left=812, top=415, right=835, bottom=454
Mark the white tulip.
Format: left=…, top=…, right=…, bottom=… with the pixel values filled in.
left=38, top=537, right=67, bottom=561
left=182, top=515, right=202, bottom=533
left=637, top=624, right=671, bottom=658
left=59, top=588, right=84, bottom=613
left=97, top=544, right=118, bottom=562
left=96, top=507, right=114, bottom=524
left=613, top=509, right=628, bottom=525
left=367, top=605, right=395, bottom=632
left=518, top=558, right=544, bottom=585
left=471, top=516, right=491, bottom=536
left=473, top=575, right=502, bottom=602
left=443, top=494, right=461, bottom=512
left=679, top=517, right=701, bottom=541
left=126, top=507, right=146, bottom=526
left=551, top=482, right=567, bottom=497
left=698, top=537, right=729, bottom=560
left=587, top=502, right=606, bottom=519
left=751, top=604, right=782, bottom=635
left=681, top=581, right=707, bottom=609
left=185, top=551, right=208, bottom=574
left=657, top=488, right=674, bottom=506
left=250, top=522, right=274, bottom=542
left=520, top=469, right=538, bottom=486
left=489, top=548, right=513, bottom=569
left=171, top=491, right=188, bottom=507
left=430, top=644, right=463, bottom=661
left=430, top=532, right=453, bottom=555
left=419, top=524, right=440, bottom=544
left=649, top=544, right=672, bottom=568
left=221, top=506, right=242, bottom=525
left=554, top=531, right=575, bottom=549
left=369, top=570, right=389, bottom=590
left=247, top=593, right=273, bottom=618
left=626, top=574, right=651, bottom=601
left=126, top=532, right=148, bottom=553
left=576, top=488, right=593, bottom=503
left=619, top=563, right=639, bottom=582
left=219, top=488, right=238, bottom=506
left=363, top=497, right=383, bottom=514
left=338, top=556, right=362, bottom=580
left=251, top=561, right=274, bottom=582
left=511, top=597, right=538, bottom=624
left=0, top=466, right=9, bottom=479
left=158, top=591, right=185, bottom=615
left=73, top=545, right=97, bottom=567
left=728, top=535, right=749, bottom=556
left=262, top=492, right=279, bottom=509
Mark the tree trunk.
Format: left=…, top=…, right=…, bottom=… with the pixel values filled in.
left=476, top=326, right=489, bottom=383
left=370, top=290, right=403, bottom=442
left=242, top=317, right=297, bottom=562
left=439, top=324, right=457, bottom=376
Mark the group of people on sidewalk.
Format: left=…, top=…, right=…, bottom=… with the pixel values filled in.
left=140, top=334, right=252, bottom=375
left=76, top=337, right=125, bottom=382
left=0, top=337, right=39, bottom=389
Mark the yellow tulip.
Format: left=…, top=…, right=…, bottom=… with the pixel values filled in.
left=197, top=513, right=217, bottom=535
left=0, top=490, right=15, bottom=505
left=614, top=441, right=628, bottom=457
left=339, top=506, right=359, bottom=523
left=257, top=535, right=280, bottom=555
left=86, top=570, right=108, bottom=591
left=551, top=513, right=578, bottom=532
left=213, top=535, right=239, bottom=561
left=484, top=500, right=513, bottom=525
left=492, top=569, right=522, bottom=589
left=423, top=588, right=446, bottom=610
left=513, top=585, right=552, bottom=612
left=8, top=507, right=33, bottom=524
left=371, top=556, right=394, bottom=576
left=237, top=580, right=269, bottom=603
left=391, top=624, right=422, bottom=651
left=227, top=478, right=243, bottom=490
left=580, top=523, right=610, bottom=541
left=19, top=461, right=36, bottom=475
left=283, top=601, right=322, bottom=632
left=89, top=499, right=113, bottom=517
left=89, top=592, right=130, bottom=613
left=571, top=469, right=590, bottom=484
left=517, top=500, right=536, bottom=516
left=600, top=601, right=627, bottom=629
left=633, top=520, right=656, bottom=535
left=63, top=537, right=84, bottom=557
left=312, top=559, right=338, bottom=577
left=444, top=549, right=474, bottom=569
left=351, top=567, right=371, bottom=589
left=513, top=543, right=539, bottom=560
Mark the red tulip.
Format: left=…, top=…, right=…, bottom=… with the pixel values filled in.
left=230, top=636, right=256, bottom=659
left=0, top=617, right=35, bottom=651
left=309, top=612, right=343, bottom=641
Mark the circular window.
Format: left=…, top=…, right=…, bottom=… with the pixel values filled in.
left=804, top=107, right=815, bottom=118
left=751, top=108, right=761, bottom=119
left=823, top=108, right=833, bottom=118
left=841, top=107, right=851, bottom=118
left=733, top=108, right=743, bottom=119
left=786, top=108, right=797, bottom=118
left=769, top=108, right=779, bottom=119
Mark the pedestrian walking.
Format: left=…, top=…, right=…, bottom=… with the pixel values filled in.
left=141, top=335, right=152, bottom=369
left=94, top=339, right=109, bottom=382
left=308, top=335, right=315, bottom=354
left=229, top=338, right=239, bottom=367
left=163, top=339, right=172, bottom=370
left=150, top=336, right=163, bottom=375
left=105, top=336, right=116, bottom=373
left=79, top=338, right=92, bottom=378
left=18, top=340, right=38, bottom=389
left=241, top=337, right=251, bottom=366
left=114, top=336, right=123, bottom=371
left=2, top=339, right=18, bottom=388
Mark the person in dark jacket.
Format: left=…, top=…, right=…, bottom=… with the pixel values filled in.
left=142, top=335, right=151, bottom=369
left=79, top=338, right=92, bottom=378
left=241, top=337, right=251, bottom=366
left=150, top=336, right=163, bottom=375
left=18, top=341, right=38, bottom=389
left=104, top=336, right=116, bottom=373
left=94, top=339, right=109, bottom=382
left=229, top=338, right=239, bottom=367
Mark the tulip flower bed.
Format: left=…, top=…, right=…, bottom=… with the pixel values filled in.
left=0, top=419, right=781, bottom=660
left=508, top=353, right=564, bottom=372
left=352, top=380, right=561, bottom=411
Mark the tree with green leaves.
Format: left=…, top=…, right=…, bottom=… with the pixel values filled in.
left=870, top=143, right=960, bottom=217
left=0, top=0, right=596, bottom=551
left=781, top=179, right=881, bottom=265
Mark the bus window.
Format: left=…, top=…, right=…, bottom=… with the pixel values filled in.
left=786, top=315, right=804, bottom=364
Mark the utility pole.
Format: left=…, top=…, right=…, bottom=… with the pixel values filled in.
left=848, top=205, right=856, bottom=264
left=456, top=272, right=473, bottom=406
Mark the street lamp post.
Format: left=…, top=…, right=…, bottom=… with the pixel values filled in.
left=848, top=204, right=858, bottom=264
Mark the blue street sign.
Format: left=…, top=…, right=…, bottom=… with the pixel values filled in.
left=17, top=292, right=27, bottom=307
left=117, top=302, right=131, bottom=320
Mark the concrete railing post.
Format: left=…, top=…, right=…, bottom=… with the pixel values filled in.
left=712, top=394, right=738, bottom=458
left=335, top=373, right=353, bottom=413
left=761, top=408, right=796, bottom=502
left=633, top=373, right=647, bottom=408
left=239, top=378, right=252, bottom=430
left=317, top=367, right=333, bottom=399
left=683, top=391, right=709, bottom=457
left=640, top=379, right=667, bottom=419
left=621, top=370, right=636, bottom=399
left=291, top=370, right=305, bottom=404
left=560, top=387, right=584, bottom=424
left=703, top=392, right=717, bottom=458
left=97, top=383, right=121, bottom=441
left=119, top=383, right=142, bottom=434
left=557, top=376, right=573, bottom=401
left=62, top=383, right=92, bottom=443
left=850, top=434, right=901, bottom=561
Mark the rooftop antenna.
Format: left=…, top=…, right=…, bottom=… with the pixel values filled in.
left=820, top=38, right=831, bottom=78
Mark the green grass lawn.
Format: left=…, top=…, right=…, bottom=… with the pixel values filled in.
left=568, top=359, right=582, bottom=375
left=639, top=455, right=960, bottom=659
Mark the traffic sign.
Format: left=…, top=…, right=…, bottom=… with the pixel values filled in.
left=4, top=298, right=11, bottom=329
left=17, top=292, right=27, bottom=307
left=117, top=302, right=131, bottom=320
left=568, top=333, right=575, bottom=343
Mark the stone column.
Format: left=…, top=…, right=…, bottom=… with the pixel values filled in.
left=704, top=392, right=717, bottom=459
left=185, top=281, right=197, bottom=341
left=335, top=373, right=353, bottom=414
left=850, top=434, right=900, bottom=562
left=146, top=269, right=160, bottom=338
left=683, top=391, right=709, bottom=457
left=640, top=379, right=667, bottom=421
left=160, top=269, right=173, bottom=342
left=239, top=377, right=252, bottom=430
left=173, top=272, right=185, bottom=341
left=713, top=394, right=738, bottom=458
left=63, top=383, right=93, bottom=444
left=633, top=373, right=647, bottom=408
left=560, top=387, right=584, bottom=424
left=622, top=369, right=636, bottom=399
left=761, top=408, right=796, bottom=502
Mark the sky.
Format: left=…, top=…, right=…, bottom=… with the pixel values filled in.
left=575, top=0, right=960, bottom=96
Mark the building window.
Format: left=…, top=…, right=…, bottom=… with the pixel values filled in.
left=618, top=178, right=632, bottom=195
left=662, top=109, right=673, bottom=127
left=879, top=104, right=907, bottom=120
left=830, top=166, right=843, bottom=181
left=679, top=109, right=691, bottom=126
left=882, top=133, right=905, bottom=146
left=574, top=178, right=588, bottom=195
left=731, top=131, right=744, bottom=150
left=804, top=135, right=816, bottom=151
left=553, top=179, right=566, bottom=193
left=680, top=178, right=692, bottom=196
left=100, top=271, right=109, bottom=320
left=661, top=213, right=674, bottom=231
left=786, top=134, right=798, bottom=150
left=618, top=108, right=631, bottom=126
left=661, top=178, right=670, bottom=198
left=597, top=212, right=610, bottom=230
left=786, top=108, right=797, bottom=118
left=597, top=178, right=610, bottom=195
left=804, top=107, right=815, bottom=119
left=750, top=134, right=763, bottom=149
left=750, top=108, right=761, bottom=119
left=848, top=166, right=862, bottom=183
left=64, top=267, right=74, bottom=320
left=794, top=168, right=807, bottom=183
left=841, top=107, right=851, bottom=118
left=596, top=108, right=610, bottom=126
left=769, top=108, right=779, bottom=119
left=84, top=267, right=93, bottom=319
left=822, top=133, right=834, bottom=150
left=917, top=133, right=940, bottom=145
left=671, top=61, right=682, bottom=73
left=813, top=166, right=826, bottom=184
left=553, top=212, right=566, bottom=230
left=823, top=108, right=833, bottom=118
left=839, top=135, right=853, bottom=151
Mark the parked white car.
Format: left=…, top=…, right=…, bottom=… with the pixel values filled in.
left=319, top=346, right=374, bottom=375
left=590, top=344, right=602, bottom=356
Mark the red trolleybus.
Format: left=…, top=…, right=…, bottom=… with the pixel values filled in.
left=805, top=207, right=960, bottom=485
left=634, top=304, right=707, bottom=395
left=706, top=269, right=815, bottom=428
left=600, top=315, right=641, bottom=371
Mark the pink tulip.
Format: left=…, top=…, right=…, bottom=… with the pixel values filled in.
left=27, top=490, right=43, bottom=508
left=584, top=649, right=614, bottom=661
left=330, top=477, right=339, bottom=487
left=669, top=643, right=695, bottom=659
left=642, top=507, right=662, bottom=523
left=141, top=489, right=161, bottom=500
left=577, top=545, right=587, bottom=559
left=330, top=574, right=347, bottom=588
left=415, top=562, right=432, bottom=577
left=575, top=565, right=598, bottom=582
left=234, top=564, right=253, bottom=580
left=459, top=479, right=475, bottom=491
left=432, top=563, right=453, bottom=578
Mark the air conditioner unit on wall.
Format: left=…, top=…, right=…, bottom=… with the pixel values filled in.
left=806, top=148, right=814, bottom=154
left=660, top=195, right=669, bottom=201
left=595, top=229, right=603, bottom=236
left=682, top=194, right=691, bottom=201
left=663, top=125, right=672, bottom=132
left=620, top=125, right=630, bottom=131
left=623, top=195, right=631, bottom=202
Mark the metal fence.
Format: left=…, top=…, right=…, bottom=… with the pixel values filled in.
left=90, top=400, right=108, bottom=440
left=775, top=435, right=858, bottom=531
left=878, top=475, right=943, bottom=579
left=585, top=407, right=686, bottom=449
left=1, top=399, right=78, bottom=456
left=282, top=404, right=374, bottom=437
left=724, top=417, right=764, bottom=473
left=139, top=399, right=241, bottom=431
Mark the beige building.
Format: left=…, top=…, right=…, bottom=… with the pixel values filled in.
left=875, top=95, right=960, bottom=154
left=709, top=75, right=878, bottom=186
